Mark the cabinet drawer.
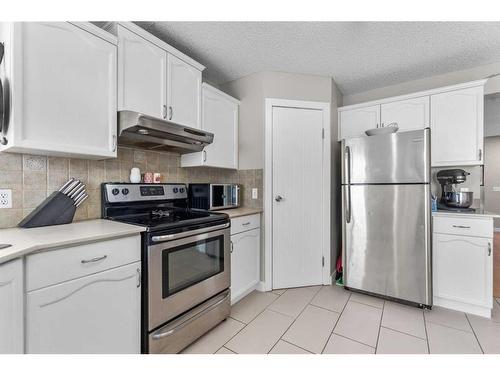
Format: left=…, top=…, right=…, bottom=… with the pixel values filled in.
left=231, top=214, right=260, bottom=235
left=27, top=235, right=141, bottom=292
left=433, top=216, right=493, bottom=238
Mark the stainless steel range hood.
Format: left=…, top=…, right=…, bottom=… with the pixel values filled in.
left=118, top=110, right=213, bottom=154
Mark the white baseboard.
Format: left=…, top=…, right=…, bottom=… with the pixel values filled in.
left=255, top=281, right=268, bottom=292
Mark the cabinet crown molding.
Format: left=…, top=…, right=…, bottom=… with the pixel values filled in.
left=338, top=79, right=488, bottom=112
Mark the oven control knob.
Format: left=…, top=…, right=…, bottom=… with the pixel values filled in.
left=111, top=188, right=120, bottom=196
left=179, top=188, right=185, bottom=193
left=122, top=188, right=129, bottom=195
left=173, top=187, right=179, bottom=193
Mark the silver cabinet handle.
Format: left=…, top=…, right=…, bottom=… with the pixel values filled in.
left=230, top=240, right=234, bottom=253
left=452, top=225, right=471, bottom=229
left=479, top=149, right=483, bottom=161
left=275, top=195, right=283, bottom=202
left=112, top=135, right=117, bottom=152
left=242, top=222, right=251, bottom=226
left=162, top=105, right=167, bottom=119
left=136, top=267, right=141, bottom=288
left=81, top=255, right=107, bottom=264
left=488, top=242, right=492, bottom=256
left=345, top=145, right=351, bottom=223
left=168, top=106, right=173, bottom=120
left=203, top=150, right=207, bottom=163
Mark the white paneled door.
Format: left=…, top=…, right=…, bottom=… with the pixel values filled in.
left=271, top=104, right=326, bottom=289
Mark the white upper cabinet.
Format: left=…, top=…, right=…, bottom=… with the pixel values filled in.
left=339, top=105, right=380, bottom=139
left=0, top=259, right=24, bottom=354
left=338, top=80, right=486, bottom=167
left=181, top=84, right=239, bottom=169
left=167, top=54, right=202, bottom=128
left=118, top=24, right=167, bottom=119
left=116, top=22, right=204, bottom=130
left=431, top=85, right=484, bottom=166
left=0, top=22, right=117, bottom=159
left=380, top=96, right=429, bottom=132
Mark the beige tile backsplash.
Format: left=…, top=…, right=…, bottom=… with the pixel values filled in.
left=0, top=147, right=263, bottom=229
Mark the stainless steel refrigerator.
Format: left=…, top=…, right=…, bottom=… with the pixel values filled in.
left=341, top=128, right=432, bottom=307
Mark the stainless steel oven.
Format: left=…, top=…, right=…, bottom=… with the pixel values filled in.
left=189, top=183, right=240, bottom=210
left=147, top=223, right=231, bottom=353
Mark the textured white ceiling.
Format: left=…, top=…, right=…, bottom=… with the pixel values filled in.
left=134, top=22, right=500, bottom=95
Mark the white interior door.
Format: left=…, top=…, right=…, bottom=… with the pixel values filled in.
left=272, top=106, right=324, bottom=289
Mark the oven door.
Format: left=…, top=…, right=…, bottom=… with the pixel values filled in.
left=148, top=225, right=230, bottom=330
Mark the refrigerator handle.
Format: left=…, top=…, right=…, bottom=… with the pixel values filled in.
left=345, top=146, right=351, bottom=223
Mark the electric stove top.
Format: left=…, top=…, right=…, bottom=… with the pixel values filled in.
left=101, top=183, right=229, bottom=232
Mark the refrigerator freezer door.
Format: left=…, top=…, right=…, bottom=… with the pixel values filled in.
left=342, top=183, right=432, bottom=305
left=342, top=128, right=430, bottom=185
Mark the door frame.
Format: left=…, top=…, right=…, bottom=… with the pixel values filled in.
left=263, top=98, right=331, bottom=291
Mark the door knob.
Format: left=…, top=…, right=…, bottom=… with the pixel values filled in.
left=275, top=195, right=283, bottom=202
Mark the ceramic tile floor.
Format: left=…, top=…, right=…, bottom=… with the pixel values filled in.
left=182, top=286, right=500, bottom=354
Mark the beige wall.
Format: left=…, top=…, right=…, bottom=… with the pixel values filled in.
left=221, top=71, right=334, bottom=170
left=0, top=148, right=263, bottom=229
left=343, top=62, right=500, bottom=106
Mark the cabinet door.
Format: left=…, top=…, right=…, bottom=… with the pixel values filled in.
left=27, top=262, right=141, bottom=354
left=431, top=86, right=484, bottom=166
left=230, top=228, right=260, bottom=304
left=433, top=233, right=492, bottom=308
left=339, top=105, right=380, bottom=139
left=14, top=22, right=117, bottom=158
left=0, top=259, right=24, bottom=354
left=167, top=54, right=202, bottom=128
left=118, top=24, right=167, bottom=119
left=381, top=96, right=429, bottom=132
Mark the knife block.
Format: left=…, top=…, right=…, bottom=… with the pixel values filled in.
left=18, top=191, right=76, bottom=228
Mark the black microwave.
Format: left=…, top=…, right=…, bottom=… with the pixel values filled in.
left=188, top=183, right=240, bottom=210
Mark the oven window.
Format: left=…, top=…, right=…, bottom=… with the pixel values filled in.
left=162, top=235, right=224, bottom=298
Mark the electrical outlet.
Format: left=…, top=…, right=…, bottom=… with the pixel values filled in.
left=252, top=188, right=258, bottom=199
left=0, top=189, right=12, bottom=208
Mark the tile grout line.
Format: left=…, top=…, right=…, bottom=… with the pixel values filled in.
left=422, top=309, right=431, bottom=354
left=266, top=286, right=323, bottom=354
left=221, top=346, right=237, bottom=354
left=219, top=293, right=282, bottom=353
left=279, top=338, right=316, bottom=354
left=330, top=332, right=376, bottom=349
left=464, top=313, right=485, bottom=354
left=374, top=301, right=385, bottom=354
left=380, top=324, right=428, bottom=341
left=320, top=289, right=352, bottom=353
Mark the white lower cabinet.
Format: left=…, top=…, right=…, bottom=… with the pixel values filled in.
left=0, top=258, right=24, bottom=354
left=27, top=261, right=141, bottom=354
left=230, top=214, right=261, bottom=304
left=433, top=216, right=493, bottom=318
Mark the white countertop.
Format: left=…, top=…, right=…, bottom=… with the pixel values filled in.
left=214, top=207, right=263, bottom=218
left=432, top=209, right=500, bottom=219
left=0, top=219, right=145, bottom=265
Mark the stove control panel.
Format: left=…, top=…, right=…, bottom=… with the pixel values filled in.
left=104, top=183, right=187, bottom=203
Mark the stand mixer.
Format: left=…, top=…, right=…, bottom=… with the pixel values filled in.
left=436, top=169, right=474, bottom=211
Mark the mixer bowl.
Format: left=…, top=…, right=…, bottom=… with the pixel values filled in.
left=444, top=191, right=474, bottom=208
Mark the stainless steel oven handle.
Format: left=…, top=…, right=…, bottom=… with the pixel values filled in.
left=152, top=290, right=230, bottom=340
left=151, top=222, right=230, bottom=243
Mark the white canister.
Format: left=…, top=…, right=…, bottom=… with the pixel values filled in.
left=129, top=167, right=141, bottom=183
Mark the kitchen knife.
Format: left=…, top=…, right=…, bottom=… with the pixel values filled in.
left=73, top=190, right=86, bottom=204
left=58, top=178, right=75, bottom=193
left=69, top=184, right=86, bottom=199
left=62, top=180, right=80, bottom=195
left=75, top=194, right=88, bottom=207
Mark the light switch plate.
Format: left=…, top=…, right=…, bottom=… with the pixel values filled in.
left=493, top=187, right=500, bottom=192
left=252, top=188, right=258, bottom=199
left=0, top=189, right=12, bottom=208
